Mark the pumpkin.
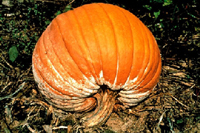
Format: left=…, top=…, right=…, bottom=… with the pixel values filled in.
left=32, top=3, right=162, bottom=128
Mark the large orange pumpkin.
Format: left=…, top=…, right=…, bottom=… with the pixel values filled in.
left=32, top=3, right=161, bottom=127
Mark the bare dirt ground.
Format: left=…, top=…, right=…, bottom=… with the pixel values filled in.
left=1, top=0, right=200, bottom=133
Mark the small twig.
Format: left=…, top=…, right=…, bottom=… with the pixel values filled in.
left=1, top=82, right=12, bottom=93
left=75, top=126, right=81, bottom=133
left=30, top=99, right=50, bottom=109
left=156, top=111, right=166, bottom=130
left=21, top=106, right=41, bottom=130
left=73, top=125, right=83, bottom=133
left=52, top=126, right=68, bottom=130
left=0, top=82, right=25, bottom=101
left=0, top=55, right=13, bottom=69
left=170, top=95, right=189, bottom=109
left=24, top=123, right=38, bottom=133
left=26, top=105, right=42, bottom=122
left=68, top=0, right=75, bottom=5
left=0, top=62, right=8, bottom=69
left=162, top=43, right=168, bottom=48
left=19, top=65, right=32, bottom=79
left=27, top=106, right=37, bottom=119
left=190, top=84, right=195, bottom=89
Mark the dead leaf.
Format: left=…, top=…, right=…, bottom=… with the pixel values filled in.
left=173, top=72, right=186, bottom=78
left=43, top=125, right=52, bottom=133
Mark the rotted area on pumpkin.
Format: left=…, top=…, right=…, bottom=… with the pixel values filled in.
left=79, top=85, right=118, bottom=128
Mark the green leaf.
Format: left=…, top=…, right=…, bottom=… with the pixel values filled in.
left=143, top=5, right=152, bottom=10
left=8, top=46, right=19, bottom=62
left=163, top=0, right=173, bottom=6
left=63, top=5, right=72, bottom=12
left=154, top=10, right=160, bottom=19
left=45, top=20, right=51, bottom=25
left=176, top=119, right=184, bottom=124
left=55, top=11, right=62, bottom=16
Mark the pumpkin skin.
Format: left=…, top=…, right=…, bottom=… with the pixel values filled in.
left=32, top=3, right=161, bottom=127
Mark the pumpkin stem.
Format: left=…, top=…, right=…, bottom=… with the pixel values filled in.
left=80, top=88, right=117, bottom=128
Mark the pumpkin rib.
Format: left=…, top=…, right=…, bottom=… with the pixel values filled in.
left=97, top=3, right=119, bottom=89
left=81, top=3, right=119, bottom=86
left=121, top=22, right=160, bottom=94
left=33, top=37, right=79, bottom=98
left=75, top=6, right=102, bottom=84
left=46, top=96, right=96, bottom=112
left=37, top=33, right=92, bottom=97
left=122, top=13, right=146, bottom=90
left=62, top=11, right=96, bottom=84
left=33, top=52, right=89, bottom=101
left=119, top=57, right=160, bottom=95
left=53, top=19, right=99, bottom=90
left=55, top=12, right=95, bottom=86
left=33, top=59, right=97, bottom=112
left=49, top=98, right=86, bottom=106
left=72, top=8, right=98, bottom=83
left=84, top=4, right=105, bottom=85
left=119, top=39, right=161, bottom=104
left=131, top=22, right=151, bottom=89
left=119, top=87, right=140, bottom=94
left=48, top=19, right=92, bottom=90
left=81, top=5, right=104, bottom=85
left=129, top=23, right=153, bottom=90
left=137, top=52, right=160, bottom=90
left=54, top=14, right=99, bottom=89
left=102, top=4, right=134, bottom=89
left=99, top=3, right=120, bottom=89
left=91, top=3, right=117, bottom=87
left=118, top=7, right=134, bottom=88
left=33, top=65, right=98, bottom=112
left=122, top=68, right=160, bottom=99
left=42, top=32, right=94, bottom=97
left=32, top=54, right=73, bottom=99
left=123, top=28, right=146, bottom=90
left=46, top=21, right=99, bottom=95
left=118, top=90, right=150, bottom=103
left=72, top=97, right=97, bottom=112
left=138, top=58, right=162, bottom=92
left=134, top=26, right=161, bottom=91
